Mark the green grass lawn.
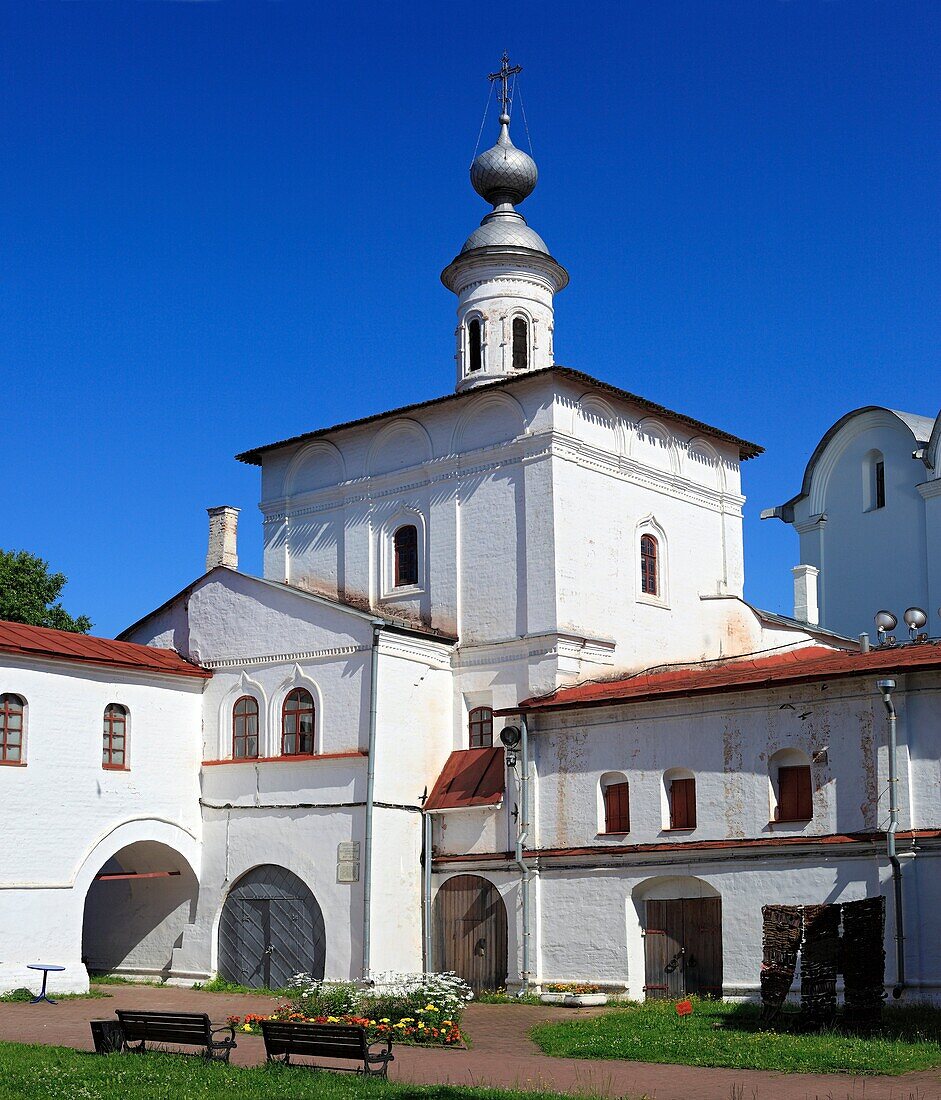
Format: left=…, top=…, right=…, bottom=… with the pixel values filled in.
left=0, top=1041, right=582, bottom=1100
left=530, top=998, right=941, bottom=1075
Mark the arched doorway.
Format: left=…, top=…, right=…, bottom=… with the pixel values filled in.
left=218, top=865, right=326, bottom=989
left=433, top=874, right=507, bottom=994
left=633, top=876, right=722, bottom=1000
left=82, top=841, right=199, bottom=979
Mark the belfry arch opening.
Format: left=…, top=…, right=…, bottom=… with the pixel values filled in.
left=82, top=841, right=198, bottom=980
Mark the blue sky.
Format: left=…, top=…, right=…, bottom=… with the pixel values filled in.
left=3, top=1, right=937, bottom=637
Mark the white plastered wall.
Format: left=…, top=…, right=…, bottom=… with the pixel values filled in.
left=0, top=657, right=203, bottom=994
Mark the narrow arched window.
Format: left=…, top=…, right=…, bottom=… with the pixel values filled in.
left=468, top=706, right=493, bottom=749
left=0, top=694, right=24, bottom=764
left=512, top=317, right=529, bottom=370
left=602, top=777, right=630, bottom=833
left=863, top=449, right=886, bottom=511
left=468, top=318, right=482, bottom=373
left=233, top=696, right=259, bottom=759
left=282, top=688, right=315, bottom=756
left=102, top=704, right=128, bottom=769
left=394, top=524, right=419, bottom=587
left=640, top=534, right=659, bottom=596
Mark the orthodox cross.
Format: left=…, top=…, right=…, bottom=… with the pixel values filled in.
left=489, top=52, right=522, bottom=116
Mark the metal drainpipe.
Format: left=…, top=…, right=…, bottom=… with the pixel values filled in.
left=422, top=808, right=434, bottom=973
left=516, top=714, right=531, bottom=994
left=877, top=679, right=906, bottom=998
left=362, top=621, right=383, bottom=979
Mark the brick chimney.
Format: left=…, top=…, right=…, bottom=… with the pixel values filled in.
left=206, top=506, right=239, bottom=571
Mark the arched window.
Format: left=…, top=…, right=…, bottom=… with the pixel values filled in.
left=468, top=706, right=493, bottom=749
left=601, top=773, right=630, bottom=833
left=0, top=694, right=24, bottom=764
left=468, top=318, right=482, bottom=373
left=770, top=749, right=813, bottom=822
left=863, top=449, right=886, bottom=511
left=665, top=770, right=696, bottom=829
left=282, top=688, right=315, bottom=756
left=393, top=524, right=419, bottom=588
left=640, top=534, right=659, bottom=596
left=102, top=704, right=128, bottom=769
left=233, top=696, right=259, bottom=759
left=512, top=317, right=529, bottom=370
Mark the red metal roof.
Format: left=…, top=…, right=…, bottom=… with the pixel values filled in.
left=505, top=642, right=941, bottom=714
left=0, top=620, right=210, bottom=680
left=425, top=747, right=505, bottom=812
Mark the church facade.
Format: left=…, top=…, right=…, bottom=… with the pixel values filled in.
left=2, top=65, right=940, bottom=1002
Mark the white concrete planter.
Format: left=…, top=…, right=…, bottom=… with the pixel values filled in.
left=539, top=992, right=568, bottom=1004
left=563, top=993, right=608, bottom=1007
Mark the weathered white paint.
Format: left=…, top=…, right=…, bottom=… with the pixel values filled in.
left=432, top=669, right=941, bottom=1000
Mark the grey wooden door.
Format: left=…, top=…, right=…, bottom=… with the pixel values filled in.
left=644, top=898, right=722, bottom=999
left=219, top=865, right=326, bottom=989
left=433, top=874, right=507, bottom=994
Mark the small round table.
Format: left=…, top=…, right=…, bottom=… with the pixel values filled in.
left=27, top=964, right=65, bottom=1005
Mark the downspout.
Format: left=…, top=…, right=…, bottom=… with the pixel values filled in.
left=422, top=806, right=434, bottom=973
left=877, top=679, right=906, bottom=998
left=517, top=714, right=531, bottom=994
left=362, top=621, right=383, bottom=979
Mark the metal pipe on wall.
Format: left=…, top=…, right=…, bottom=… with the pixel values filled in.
left=517, top=714, right=531, bottom=993
left=877, top=678, right=906, bottom=998
left=422, top=808, right=434, bottom=973
left=362, top=622, right=383, bottom=979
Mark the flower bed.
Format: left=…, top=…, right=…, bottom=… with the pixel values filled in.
left=226, top=971, right=472, bottom=1047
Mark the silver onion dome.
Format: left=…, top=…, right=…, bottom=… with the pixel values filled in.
left=470, top=113, right=538, bottom=207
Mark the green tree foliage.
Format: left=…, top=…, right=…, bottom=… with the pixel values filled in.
left=0, top=550, right=92, bottom=633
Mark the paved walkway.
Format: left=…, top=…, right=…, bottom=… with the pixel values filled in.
left=0, top=984, right=938, bottom=1100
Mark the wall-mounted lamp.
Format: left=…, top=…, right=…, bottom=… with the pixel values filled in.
left=500, top=725, right=521, bottom=768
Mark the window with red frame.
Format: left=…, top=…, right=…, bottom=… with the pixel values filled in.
left=0, top=694, right=24, bottom=763
left=776, top=765, right=813, bottom=821
left=640, top=534, right=659, bottom=596
left=669, top=776, right=696, bottom=829
left=468, top=706, right=493, bottom=748
left=233, top=695, right=259, bottom=759
left=603, top=780, right=630, bottom=833
left=394, top=525, right=419, bottom=587
left=102, top=703, right=128, bottom=769
left=282, top=688, right=315, bottom=755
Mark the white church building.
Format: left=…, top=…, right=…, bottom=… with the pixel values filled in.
left=2, top=62, right=940, bottom=1002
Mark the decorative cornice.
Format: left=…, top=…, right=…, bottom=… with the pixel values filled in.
left=261, top=428, right=740, bottom=524
left=200, top=645, right=367, bottom=670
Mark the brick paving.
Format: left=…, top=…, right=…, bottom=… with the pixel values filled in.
left=0, top=984, right=939, bottom=1100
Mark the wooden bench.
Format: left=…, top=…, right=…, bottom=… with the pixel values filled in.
left=114, top=1010, right=237, bottom=1062
left=260, top=1020, right=394, bottom=1077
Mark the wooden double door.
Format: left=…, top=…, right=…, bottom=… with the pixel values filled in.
left=644, top=897, right=722, bottom=999
left=433, top=875, right=508, bottom=994
left=218, top=865, right=326, bottom=990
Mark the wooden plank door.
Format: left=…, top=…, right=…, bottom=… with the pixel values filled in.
left=682, top=897, right=723, bottom=998
left=644, top=897, right=723, bottom=999
left=644, top=900, right=686, bottom=999
left=433, top=875, right=508, bottom=994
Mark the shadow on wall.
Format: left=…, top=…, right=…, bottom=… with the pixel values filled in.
left=82, top=841, right=198, bottom=977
